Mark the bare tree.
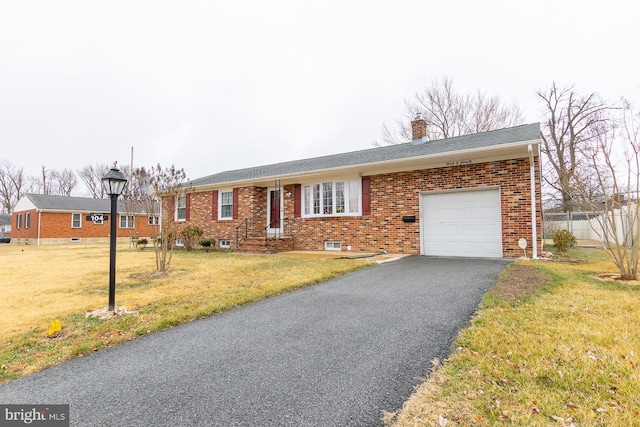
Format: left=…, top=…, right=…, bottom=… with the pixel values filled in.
left=30, top=166, right=79, bottom=196
left=574, top=99, right=640, bottom=279
left=131, top=164, right=189, bottom=272
left=121, top=167, right=150, bottom=246
left=78, top=163, right=110, bottom=198
left=32, top=165, right=54, bottom=195
left=538, top=82, right=613, bottom=212
left=52, top=168, right=78, bottom=196
left=0, top=159, right=28, bottom=213
left=379, top=77, right=524, bottom=144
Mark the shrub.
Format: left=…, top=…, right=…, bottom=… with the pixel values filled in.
left=136, top=238, right=149, bottom=250
left=179, top=225, right=204, bottom=251
left=199, top=238, right=216, bottom=252
left=553, top=229, right=576, bottom=252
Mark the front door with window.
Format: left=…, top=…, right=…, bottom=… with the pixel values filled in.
left=267, top=189, right=282, bottom=233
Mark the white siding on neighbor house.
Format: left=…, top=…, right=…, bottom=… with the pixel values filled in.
left=12, top=197, right=37, bottom=212
left=420, top=188, right=502, bottom=258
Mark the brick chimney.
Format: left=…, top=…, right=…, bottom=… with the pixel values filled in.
left=411, top=114, right=427, bottom=144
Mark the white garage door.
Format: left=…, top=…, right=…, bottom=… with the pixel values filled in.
left=420, top=188, right=502, bottom=258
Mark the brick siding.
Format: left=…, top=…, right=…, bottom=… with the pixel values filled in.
left=171, top=157, right=542, bottom=257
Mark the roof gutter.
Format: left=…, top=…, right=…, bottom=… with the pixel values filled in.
left=528, top=144, right=538, bottom=259
left=37, top=210, right=41, bottom=246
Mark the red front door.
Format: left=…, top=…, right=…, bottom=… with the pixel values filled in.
left=269, top=190, right=281, bottom=229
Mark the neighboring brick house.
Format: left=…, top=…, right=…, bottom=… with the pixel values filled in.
left=11, top=194, right=159, bottom=245
left=168, top=119, right=543, bottom=258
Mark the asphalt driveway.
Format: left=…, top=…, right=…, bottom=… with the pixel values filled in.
left=0, top=256, right=510, bottom=426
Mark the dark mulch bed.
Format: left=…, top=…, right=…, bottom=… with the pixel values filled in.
left=490, top=264, right=552, bottom=303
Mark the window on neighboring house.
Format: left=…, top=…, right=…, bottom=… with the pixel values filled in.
left=25, top=213, right=30, bottom=228
left=71, top=213, right=81, bottom=228
left=219, top=239, right=230, bottom=248
left=302, top=179, right=361, bottom=217
left=176, top=196, right=187, bottom=221
left=148, top=215, right=159, bottom=225
left=120, top=215, right=135, bottom=229
left=16, top=214, right=22, bottom=229
left=219, top=191, right=233, bottom=219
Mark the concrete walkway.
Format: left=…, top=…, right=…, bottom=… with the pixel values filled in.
left=0, top=256, right=510, bottom=426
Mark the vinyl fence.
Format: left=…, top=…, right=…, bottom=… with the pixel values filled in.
left=544, top=208, right=640, bottom=246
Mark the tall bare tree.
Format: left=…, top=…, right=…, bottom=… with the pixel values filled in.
left=52, top=168, right=78, bottom=196
left=379, top=77, right=524, bottom=144
left=78, top=163, right=110, bottom=198
left=30, top=166, right=79, bottom=196
left=538, top=82, right=613, bottom=212
left=0, top=159, right=28, bottom=213
left=31, top=165, right=54, bottom=195
left=574, top=99, right=640, bottom=279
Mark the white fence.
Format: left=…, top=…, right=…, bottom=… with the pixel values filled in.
left=545, top=208, right=639, bottom=246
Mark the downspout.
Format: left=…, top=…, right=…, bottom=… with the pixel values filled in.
left=528, top=144, right=538, bottom=259
left=37, top=210, right=41, bottom=246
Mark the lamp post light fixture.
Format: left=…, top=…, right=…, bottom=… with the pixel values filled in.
left=101, top=164, right=128, bottom=311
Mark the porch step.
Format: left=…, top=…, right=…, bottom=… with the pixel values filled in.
left=236, top=236, right=294, bottom=254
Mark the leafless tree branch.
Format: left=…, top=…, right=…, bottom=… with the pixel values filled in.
left=377, top=77, right=524, bottom=145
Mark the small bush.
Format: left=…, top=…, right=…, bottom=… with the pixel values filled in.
left=553, top=229, right=576, bottom=252
left=136, top=238, right=149, bottom=250
left=199, top=238, right=216, bottom=252
left=179, top=225, right=204, bottom=251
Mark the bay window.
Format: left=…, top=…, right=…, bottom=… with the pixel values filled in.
left=302, top=179, right=361, bottom=217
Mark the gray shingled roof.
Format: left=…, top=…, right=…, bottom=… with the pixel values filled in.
left=190, top=123, right=540, bottom=187
left=0, top=214, right=11, bottom=225
left=24, top=194, right=148, bottom=213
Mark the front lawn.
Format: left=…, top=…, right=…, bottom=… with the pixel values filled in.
left=0, top=244, right=371, bottom=384
left=387, top=247, right=640, bottom=426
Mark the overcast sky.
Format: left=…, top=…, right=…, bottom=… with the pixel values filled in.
left=1, top=0, right=638, bottom=194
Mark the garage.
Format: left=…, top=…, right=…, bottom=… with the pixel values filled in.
left=420, top=188, right=502, bottom=258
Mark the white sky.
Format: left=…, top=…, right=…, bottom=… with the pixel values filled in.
left=1, top=0, right=638, bottom=192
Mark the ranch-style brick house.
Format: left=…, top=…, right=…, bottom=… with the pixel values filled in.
left=169, top=118, right=542, bottom=258
left=11, top=194, right=159, bottom=245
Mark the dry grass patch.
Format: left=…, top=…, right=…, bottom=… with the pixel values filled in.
left=388, top=248, right=640, bottom=427
left=0, top=244, right=371, bottom=384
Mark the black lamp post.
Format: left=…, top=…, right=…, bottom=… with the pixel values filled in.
left=101, top=165, right=128, bottom=311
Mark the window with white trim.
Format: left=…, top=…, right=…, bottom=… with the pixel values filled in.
left=119, top=215, right=135, bottom=228
left=219, top=239, right=231, bottom=248
left=324, top=241, right=342, bottom=251
left=71, top=213, right=81, bottom=228
left=219, top=191, right=233, bottom=220
left=16, top=214, right=22, bottom=229
left=25, top=212, right=31, bottom=228
left=148, top=215, right=159, bottom=225
left=176, top=196, right=187, bottom=221
left=302, top=179, right=361, bottom=217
